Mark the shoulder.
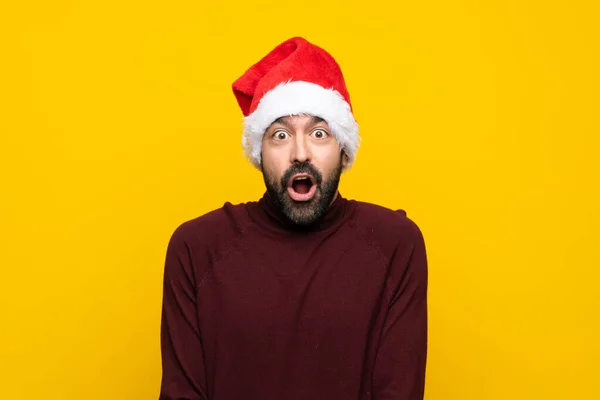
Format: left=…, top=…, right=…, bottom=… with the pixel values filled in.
left=167, top=201, right=255, bottom=257
left=350, top=200, right=425, bottom=258
left=351, top=200, right=423, bottom=238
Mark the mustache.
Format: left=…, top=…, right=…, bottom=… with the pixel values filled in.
left=280, top=162, right=323, bottom=188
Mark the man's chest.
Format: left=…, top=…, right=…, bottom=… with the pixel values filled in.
left=194, top=233, right=389, bottom=342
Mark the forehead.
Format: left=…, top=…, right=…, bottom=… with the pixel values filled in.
left=269, top=114, right=327, bottom=129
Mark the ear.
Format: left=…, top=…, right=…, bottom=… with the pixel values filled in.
left=341, top=150, right=349, bottom=169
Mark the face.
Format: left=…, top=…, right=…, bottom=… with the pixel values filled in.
left=261, top=114, right=349, bottom=227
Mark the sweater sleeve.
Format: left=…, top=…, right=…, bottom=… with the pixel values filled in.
left=372, top=220, right=428, bottom=400
left=159, top=227, right=208, bottom=400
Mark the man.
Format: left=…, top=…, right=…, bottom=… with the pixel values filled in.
left=159, top=37, right=428, bottom=400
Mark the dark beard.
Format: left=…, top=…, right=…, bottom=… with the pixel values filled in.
left=262, top=159, right=343, bottom=227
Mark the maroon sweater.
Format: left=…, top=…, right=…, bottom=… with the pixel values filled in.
left=159, top=192, right=428, bottom=400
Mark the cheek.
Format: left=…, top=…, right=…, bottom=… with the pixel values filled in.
left=312, top=146, right=342, bottom=177
left=261, top=150, right=287, bottom=180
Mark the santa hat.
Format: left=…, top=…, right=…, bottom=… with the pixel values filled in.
left=232, top=37, right=360, bottom=170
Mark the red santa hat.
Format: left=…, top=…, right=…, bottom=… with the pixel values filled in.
left=232, top=37, right=360, bottom=170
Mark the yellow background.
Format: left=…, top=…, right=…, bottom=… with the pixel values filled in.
left=1, top=0, right=598, bottom=399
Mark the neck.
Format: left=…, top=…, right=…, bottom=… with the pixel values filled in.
left=253, top=190, right=349, bottom=235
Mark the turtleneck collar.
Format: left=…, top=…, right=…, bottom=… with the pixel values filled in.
left=248, top=191, right=351, bottom=236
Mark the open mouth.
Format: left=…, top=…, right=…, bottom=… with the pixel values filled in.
left=287, top=174, right=317, bottom=202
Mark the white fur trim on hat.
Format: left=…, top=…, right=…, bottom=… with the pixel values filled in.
left=242, top=80, right=360, bottom=170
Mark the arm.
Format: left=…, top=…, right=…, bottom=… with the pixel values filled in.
left=159, top=228, right=208, bottom=400
left=372, top=222, right=428, bottom=400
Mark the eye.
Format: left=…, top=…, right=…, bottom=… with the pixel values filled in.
left=312, top=129, right=329, bottom=139
left=273, top=130, right=289, bottom=140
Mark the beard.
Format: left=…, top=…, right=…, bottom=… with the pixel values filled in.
left=262, top=159, right=343, bottom=227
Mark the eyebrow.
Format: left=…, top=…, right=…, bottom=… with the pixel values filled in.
left=271, top=115, right=325, bottom=128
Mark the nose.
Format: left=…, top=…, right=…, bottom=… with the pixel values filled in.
left=291, top=133, right=311, bottom=164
